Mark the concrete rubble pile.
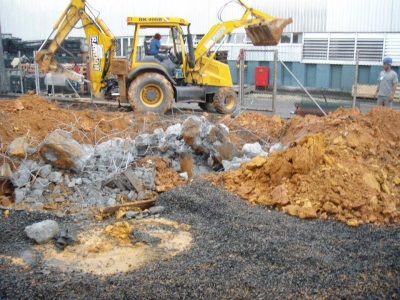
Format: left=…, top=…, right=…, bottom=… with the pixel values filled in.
left=2, top=115, right=275, bottom=213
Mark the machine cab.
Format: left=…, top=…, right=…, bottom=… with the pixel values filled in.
left=126, top=17, right=190, bottom=82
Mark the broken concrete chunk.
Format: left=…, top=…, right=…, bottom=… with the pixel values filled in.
left=27, top=148, right=37, bottom=156
left=33, top=177, right=49, bottom=190
left=47, top=171, right=62, bottom=183
left=54, top=196, right=65, bottom=203
left=149, top=206, right=165, bottom=214
left=32, top=189, right=44, bottom=197
left=182, top=116, right=203, bottom=146
left=127, top=190, right=137, bottom=201
left=14, top=188, right=26, bottom=203
left=82, top=178, right=92, bottom=185
left=25, top=220, right=59, bottom=244
left=179, top=172, right=189, bottom=180
left=135, top=134, right=156, bottom=155
left=64, top=175, right=71, bottom=185
left=222, top=156, right=251, bottom=171
left=52, top=185, right=61, bottom=194
left=207, top=126, right=242, bottom=162
left=159, top=123, right=183, bottom=152
left=137, top=191, right=147, bottom=201
left=182, top=116, right=242, bottom=163
left=123, top=167, right=144, bottom=193
left=11, top=163, right=31, bottom=188
left=165, top=123, right=182, bottom=140
left=134, top=167, right=156, bottom=191
left=242, top=142, right=267, bottom=159
left=39, top=164, right=52, bottom=178
left=107, top=198, right=116, bottom=207
left=269, top=143, right=286, bottom=153
left=125, top=210, right=140, bottom=219
left=68, top=181, right=75, bottom=188
left=153, top=128, right=165, bottom=139
left=217, top=123, right=229, bottom=135
left=8, top=136, right=29, bottom=158
left=0, top=163, right=12, bottom=179
left=39, top=130, right=92, bottom=172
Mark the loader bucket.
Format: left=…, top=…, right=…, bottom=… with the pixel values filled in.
left=245, top=17, right=293, bottom=46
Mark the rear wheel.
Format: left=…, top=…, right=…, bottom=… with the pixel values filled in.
left=213, top=87, right=238, bottom=114
left=128, top=72, right=174, bottom=114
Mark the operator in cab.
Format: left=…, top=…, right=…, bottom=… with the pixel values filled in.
left=149, top=33, right=165, bottom=62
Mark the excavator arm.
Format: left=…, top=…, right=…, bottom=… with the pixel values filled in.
left=34, top=0, right=116, bottom=98
left=194, top=0, right=292, bottom=61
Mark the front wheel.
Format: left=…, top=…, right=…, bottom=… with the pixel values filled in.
left=128, top=72, right=174, bottom=114
left=213, top=87, right=239, bottom=114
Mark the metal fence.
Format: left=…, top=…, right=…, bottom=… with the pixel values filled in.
left=237, top=49, right=400, bottom=119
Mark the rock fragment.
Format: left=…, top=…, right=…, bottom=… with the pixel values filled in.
left=25, top=220, right=59, bottom=244
left=39, top=130, right=92, bottom=172
left=8, top=137, right=29, bottom=158
left=182, top=116, right=242, bottom=163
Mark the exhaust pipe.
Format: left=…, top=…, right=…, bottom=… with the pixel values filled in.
left=187, top=24, right=195, bottom=68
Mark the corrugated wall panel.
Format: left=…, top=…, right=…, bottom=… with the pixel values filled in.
left=1, top=0, right=399, bottom=41
left=326, top=0, right=399, bottom=32
left=257, top=0, right=327, bottom=32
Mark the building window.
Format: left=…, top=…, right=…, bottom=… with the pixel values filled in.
left=292, top=33, right=303, bottom=44
left=356, top=38, right=384, bottom=61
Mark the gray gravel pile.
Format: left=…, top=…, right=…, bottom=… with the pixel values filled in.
left=0, top=180, right=399, bottom=299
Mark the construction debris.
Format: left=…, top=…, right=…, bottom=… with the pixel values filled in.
left=0, top=94, right=399, bottom=227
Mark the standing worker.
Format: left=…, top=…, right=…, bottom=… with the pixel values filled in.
left=374, top=57, right=398, bottom=107
left=149, top=33, right=164, bottom=62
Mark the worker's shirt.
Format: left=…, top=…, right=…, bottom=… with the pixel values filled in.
left=149, top=39, right=161, bottom=54
left=378, top=70, right=398, bottom=97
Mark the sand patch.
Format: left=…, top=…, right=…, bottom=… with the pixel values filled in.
left=33, top=218, right=192, bottom=275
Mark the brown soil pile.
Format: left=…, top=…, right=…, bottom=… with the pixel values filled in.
left=223, top=107, right=400, bottom=226
left=0, top=94, right=181, bottom=152
left=216, top=112, right=285, bottom=148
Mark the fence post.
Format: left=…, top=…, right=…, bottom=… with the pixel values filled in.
left=353, top=50, right=359, bottom=108
left=273, top=50, right=278, bottom=115
left=237, top=48, right=245, bottom=114
left=33, top=51, right=41, bottom=95
left=18, top=51, right=24, bottom=94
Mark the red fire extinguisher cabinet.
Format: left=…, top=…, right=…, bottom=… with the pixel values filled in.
left=255, top=66, right=269, bottom=90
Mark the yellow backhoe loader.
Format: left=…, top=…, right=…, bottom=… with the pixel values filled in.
left=35, top=0, right=292, bottom=114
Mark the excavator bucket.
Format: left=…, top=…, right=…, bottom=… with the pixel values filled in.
left=245, top=17, right=293, bottom=46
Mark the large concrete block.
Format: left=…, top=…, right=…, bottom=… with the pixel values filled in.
left=182, top=116, right=242, bottom=163
left=39, top=130, right=91, bottom=172
left=25, top=220, right=59, bottom=244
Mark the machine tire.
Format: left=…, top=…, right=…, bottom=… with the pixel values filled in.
left=213, top=87, right=238, bottom=114
left=128, top=72, right=174, bottom=114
